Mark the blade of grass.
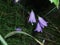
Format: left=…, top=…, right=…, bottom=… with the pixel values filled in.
left=0, top=35, right=8, bottom=45
left=4, top=31, right=44, bottom=45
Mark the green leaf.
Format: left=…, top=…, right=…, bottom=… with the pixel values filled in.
left=49, top=0, right=59, bottom=8
left=0, top=35, right=8, bottom=45
left=4, top=31, right=44, bottom=45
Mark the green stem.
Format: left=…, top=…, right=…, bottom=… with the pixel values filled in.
left=5, top=31, right=44, bottom=45
left=45, top=7, right=56, bottom=16
left=0, top=35, right=8, bottom=45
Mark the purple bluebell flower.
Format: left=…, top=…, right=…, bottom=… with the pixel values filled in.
left=34, top=23, right=42, bottom=32
left=28, top=10, right=36, bottom=25
left=34, top=17, right=48, bottom=32
left=38, top=16, right=48, bottom=27
left=15, top=27, right=22, bottom=31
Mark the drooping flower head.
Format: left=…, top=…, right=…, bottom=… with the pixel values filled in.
left=15, top=27, right=22, bottom=31
left=34, top=22, right=42, bottom=32
left=34, top=16, right=48, bottom=32
left=28, top=10, right=36, bottom=25
left=38, top=16, right=48, bottom=27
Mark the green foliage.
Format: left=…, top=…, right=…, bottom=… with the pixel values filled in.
left=0, top=0, right=60, bottom=45
left=0, top=35, right=8, bottom=45
left=49, top=0, right=59, bottom=8
left=5, top=31, right=44, bottom=45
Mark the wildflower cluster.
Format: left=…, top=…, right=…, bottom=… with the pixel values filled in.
left=14, top=0, right=48, bottom=32
left=28, top=10, right=48, bottom=32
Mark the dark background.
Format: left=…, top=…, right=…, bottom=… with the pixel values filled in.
left=0, top=0, right=60, bottom=45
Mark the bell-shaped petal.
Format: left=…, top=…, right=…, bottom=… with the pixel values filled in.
left=38, top=16, right=48, bottom=27
left=34, top=23, right=42, bottom=32
left=28, top=10, right=36, bottom=25
left=40, top=23, right=45, bottom=28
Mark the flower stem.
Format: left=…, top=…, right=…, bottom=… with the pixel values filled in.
left=0, top=35, right=8, bottom=45
left=5, top=31, right=44, bottom=45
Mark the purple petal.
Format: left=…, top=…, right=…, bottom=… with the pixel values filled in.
left=28, top=10, right=36, bottom=25
left=16, top=27, right=22, bottom=31
left=34, top=23, right=42, bottom=32
left=40, top=23, right=45, bottom=28
left=38, top=17, right=48, bottom=27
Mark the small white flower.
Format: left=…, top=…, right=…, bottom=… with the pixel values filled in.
left=15, top=0, right=19, bottom=3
